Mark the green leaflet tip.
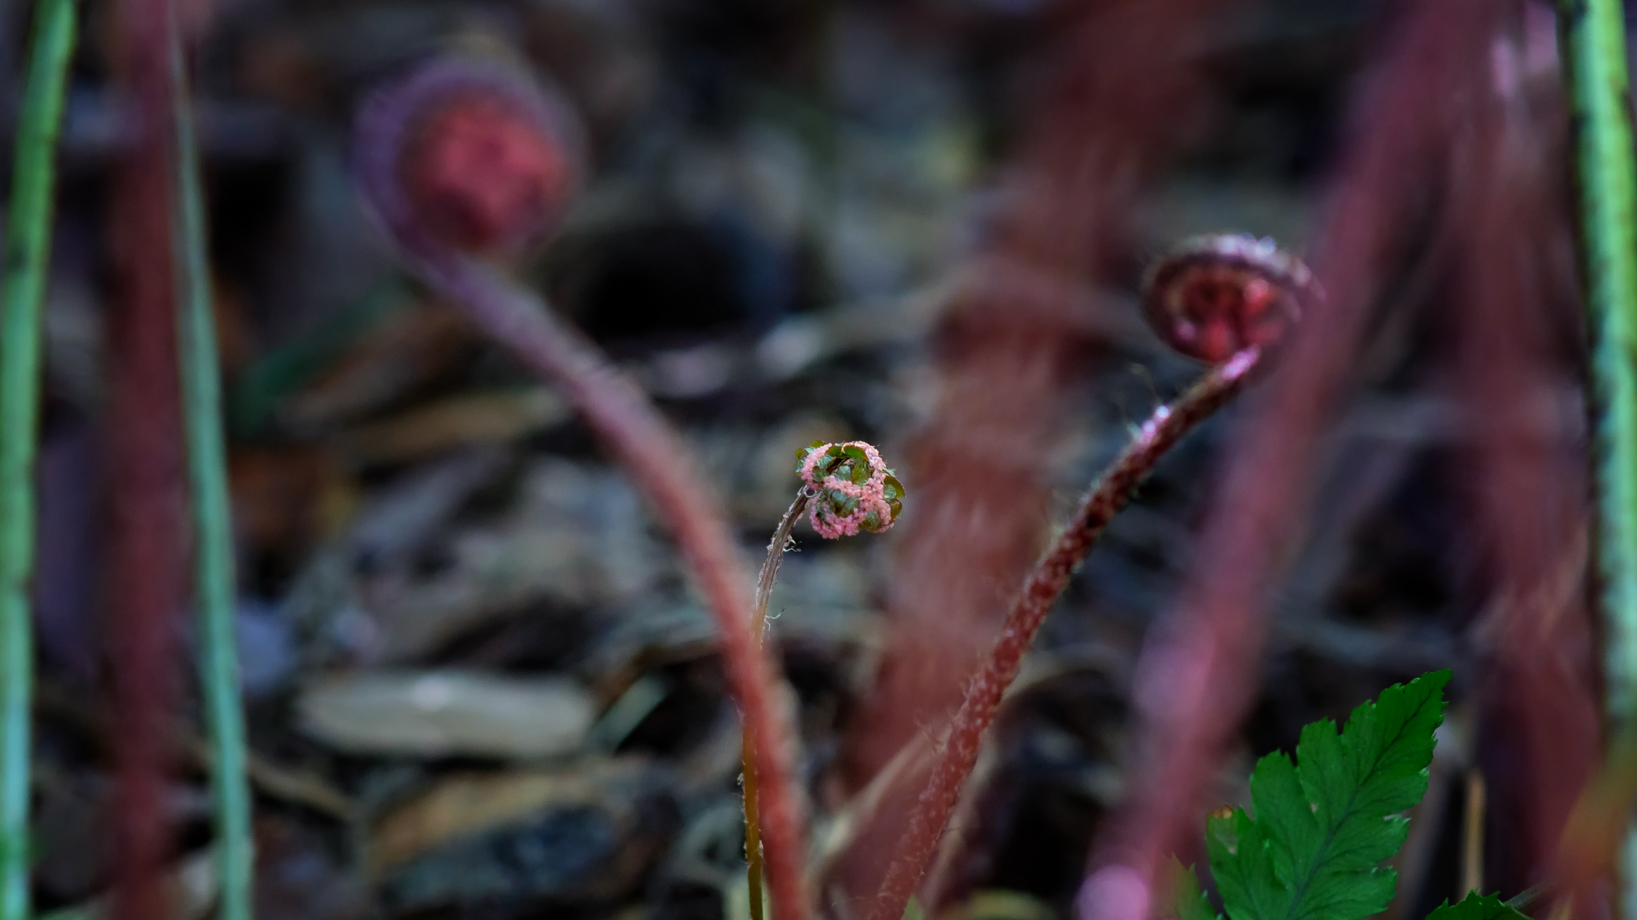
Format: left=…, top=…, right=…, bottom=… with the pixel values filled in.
left=1202, top=670, right=1452, bottom=920
left=1162, top=859, right=1222, bottom=920
left=1425, top=892, right=1533, bottom=920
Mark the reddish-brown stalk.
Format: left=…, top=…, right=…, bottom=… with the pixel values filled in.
left=355, top=60, right=814, bottom=920
left=868, top=348, right=1263, bottom=920
left=1450, top=23, right=1600, bottom=910
left=107, top=1, right=188, bottom=919
left=1077, top=3, right=1501, bottom=918
left=847, top=0, right=1232, bottom=795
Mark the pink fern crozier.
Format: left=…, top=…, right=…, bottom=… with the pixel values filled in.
left=797, top=441, right=904, bottom=538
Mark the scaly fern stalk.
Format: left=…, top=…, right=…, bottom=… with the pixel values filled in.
left=1556, top=0, right=1637, bottom=910
left=870, top=349, right=1263, bottom=920
left=0, top=3, right=77, bottom=918
left=166, top=7, right=255, bottom=920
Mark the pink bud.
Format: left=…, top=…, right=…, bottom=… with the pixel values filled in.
left=1143, top=234, right=1314, bottom=364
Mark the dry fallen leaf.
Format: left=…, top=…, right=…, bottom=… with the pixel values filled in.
left=297, top=670, right=594, bottom=759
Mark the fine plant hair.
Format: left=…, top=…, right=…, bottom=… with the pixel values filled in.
left=354, top=58, right=815, bottom=920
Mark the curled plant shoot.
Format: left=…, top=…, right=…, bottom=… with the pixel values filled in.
left=799, top=442, right=905, bottom=539
left=868, top=234, right=1315, bottom=920
left=744, top=441, right=904, bottom=920
left=1143, top=233, right=1313, bottom=364
left=356, top=57, right=814, bottom=920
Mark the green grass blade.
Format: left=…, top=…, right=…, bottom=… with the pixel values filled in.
left=166, top=8, right=255, bottom=920
left=0, top=2, right=77, bottom=919
left=1556, top=0, right=1637, bottom=912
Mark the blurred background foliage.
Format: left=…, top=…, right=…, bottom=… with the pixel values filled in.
left=0, top=0, right=1594, bottom=919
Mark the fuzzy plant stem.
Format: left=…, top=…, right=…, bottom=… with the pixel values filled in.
left=447, top=259, right=811, bottom=920
left=357, top=65, right=814, bottom=919
left=0, top=2, right=77, bottom=918
left=361, top=249, right=814, bottom=920
left=868, top=349, right=1262, bottom=920
left=165, top=8, right=255, bottom=920
left=1556, top=0, right=1637, bottom=909
left=744, top=490, right=812, bottom=920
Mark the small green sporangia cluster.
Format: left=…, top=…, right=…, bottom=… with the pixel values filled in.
left=795, top=441, right=905, bottom=538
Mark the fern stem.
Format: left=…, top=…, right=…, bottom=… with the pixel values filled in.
left=355, top=66, right=815, bottom=920
left=868, top=349, right=1262, bottom=920
left=0, top=3, right=77, bottom=918
left=1077, top=4, right=1495, bottom=915
left=427, top=255, right=814, bottom=920
left=165, top=6, right=255, bottom=920
left=743, top=490, right=811, bottom=920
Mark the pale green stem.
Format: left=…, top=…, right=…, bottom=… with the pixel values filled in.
left=1556, top=0, right=1637, bottom=912
left=166, top=6, right=255, bottom=920
left=0, top=2, right=77, bottom=918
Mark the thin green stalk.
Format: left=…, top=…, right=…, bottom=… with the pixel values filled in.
left=166, top=7, right=254, bottom=920
left=1557, top=0, right=1637, bottom=912
left=743, top=490, right=810, bottom=920
left=0, top=3, right=76, bottom=919
left=1561, top=0, right=1637, bottom=718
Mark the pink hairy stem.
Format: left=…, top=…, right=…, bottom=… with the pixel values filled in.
left=867, top=348, right=1263, bottom=920
left=1077, top=2, right=1500, bottom=918
left=355, top=62, right=814, bottom=920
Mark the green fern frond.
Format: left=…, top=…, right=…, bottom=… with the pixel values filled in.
left=1205, top=670, right=1451, bottom=920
